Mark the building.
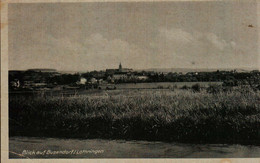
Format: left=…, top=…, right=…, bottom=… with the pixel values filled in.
left=119, top=62, right=122, bottom=72
left=77, top=77, right=87, bottom=85
left=113, top=74, right=128, bottom=80
left=137, top=75, right=148, bottom=81
left=106, top=63, right=133, bottom=74
left=106, top=69, right=117, bottom=75
left=89, top=78, right=97, bottom=84
left=10, top=79, right=20, bottom=88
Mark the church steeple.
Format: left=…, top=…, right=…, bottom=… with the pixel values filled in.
left=119, top=62, right=122, bottom=72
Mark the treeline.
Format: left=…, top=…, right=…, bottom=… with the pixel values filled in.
left=9, top=71, right=80, bottom=86
left=116, top=71, right=260, bottom=86
left=46, top=74, right=80, bottom=85
left=9, top=70, right=260, bottom=87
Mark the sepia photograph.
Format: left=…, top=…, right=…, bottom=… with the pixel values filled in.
left=2, top=0, right=260, bottom=160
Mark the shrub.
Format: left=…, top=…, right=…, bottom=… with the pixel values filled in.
left=181, top=85, right=189, bottom=90
left=223, top=79, right=238, bottom=87
left=191, top=84, right=201, bottom=92
left=207, top=84, right=222, bottom=94
left=256, top=85, right=260, bottom=91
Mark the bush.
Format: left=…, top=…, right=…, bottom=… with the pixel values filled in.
left=181, top=85, right=189, bottom=90
left=256, top=85, right=260, bottom=91
left=223, top=79, right=238, bottom=87
left=191, top=84, right=200, bottom=92
left=207, top=84, right=222, bottom=94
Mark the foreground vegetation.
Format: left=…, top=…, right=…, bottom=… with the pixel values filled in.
left=9, top=86, right=260, bottom=144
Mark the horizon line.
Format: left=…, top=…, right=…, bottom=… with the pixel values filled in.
left=9, top=67, right=260, bottom=72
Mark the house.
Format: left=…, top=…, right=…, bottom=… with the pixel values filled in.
left=113, top=74, right=128, bottom=80
left=10, top=79, right=20, bottom=88
left=97, top=79, right=105, bottom=84
left=119, top=63, right=133, bottom=73
left=89, top=77, right=97, bottom=84
left=106, top=76, right=114, bottom=83
left=77, top=77, right=87, bottom=85
left=33, top=83, right=47, bottom=88
left=23, top=81, right=34, bottom=88
left=137, top=75, right=148, bottom=81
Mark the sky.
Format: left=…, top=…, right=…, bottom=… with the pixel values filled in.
left=8, top=2, right=259, bottom=71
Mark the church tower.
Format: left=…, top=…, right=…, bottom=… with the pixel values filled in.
left=119, top=62, right=122, bottom=72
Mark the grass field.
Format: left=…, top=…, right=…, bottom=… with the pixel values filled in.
left=9, top=86, right=260, bottom=144
left=9, top=82, right=222, bottom=97
left=102, top=82, right=223, bottom=89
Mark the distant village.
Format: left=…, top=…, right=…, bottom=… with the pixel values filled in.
left=9, top=63, right=260, bottom=91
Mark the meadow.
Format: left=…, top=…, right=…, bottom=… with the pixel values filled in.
left=100, top=82, right=223, bottom=89
left=9, top=86, right=260, bottom=145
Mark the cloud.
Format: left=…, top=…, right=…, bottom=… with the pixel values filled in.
left=158, top=27, right=194, bottom=44
left=205, top=33, right=228, bottom=50
left=155, top=27, right=236, bottom=51
left=149, top=27, right=239, bottom=68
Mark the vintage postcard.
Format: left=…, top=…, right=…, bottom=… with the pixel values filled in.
left=1, top=0, right=260, bottom=162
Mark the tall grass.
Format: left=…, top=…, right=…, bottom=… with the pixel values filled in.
left=9, top=89, right=260, bottom=144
